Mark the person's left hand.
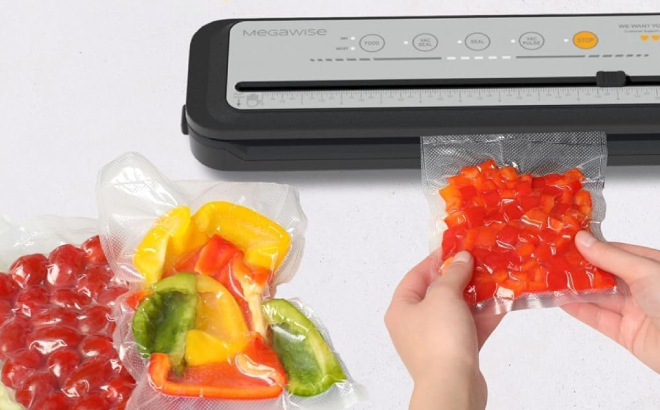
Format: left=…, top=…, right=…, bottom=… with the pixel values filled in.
left=385, top=251, right=504, bottom=410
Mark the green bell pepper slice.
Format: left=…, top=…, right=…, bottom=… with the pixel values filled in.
left=262, top=299, right=346, bottom=396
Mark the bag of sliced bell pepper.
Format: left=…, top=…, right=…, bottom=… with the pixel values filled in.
left=96, top=153, right=365, bottom=410
left=422, top=132, right=624, bottom=315
left=0, top=216, right=136, bottom=410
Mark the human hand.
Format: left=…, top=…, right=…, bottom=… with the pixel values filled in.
left=563, top=231, right=660, bottom=373
left=385, top=251, right=504, bottom=410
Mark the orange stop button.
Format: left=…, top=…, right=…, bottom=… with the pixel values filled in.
left=573, top=31, right=598, bottom=49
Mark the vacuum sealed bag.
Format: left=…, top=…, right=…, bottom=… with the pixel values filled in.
left=97, top=153, right=365, bottom=410
left=422, top=132, right=622, bottom=315
left=0, top=216, right=135, bottom=410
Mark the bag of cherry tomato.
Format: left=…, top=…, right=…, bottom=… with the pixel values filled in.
left=96, top=153, right=365, bottom=410
left=422, top=132, right=623, bottom=314
left=0, top=216, right=135, bottom=410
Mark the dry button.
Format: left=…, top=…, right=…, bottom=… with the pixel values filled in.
left=360, top=34, right=385, bottom=52
left=519, top=32, right=545, bottom=50
left=413, top=33, right=438, bottom=51
left=573, top=31, right=598, bottom=49
left=465, top=33, right=490, bottom=51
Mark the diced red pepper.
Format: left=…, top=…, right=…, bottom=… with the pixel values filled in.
left=459, top=186, right=478, bottom=202
left=447, top=175, right=472, bottom=188
left=463, top=207, right=486, bottom=228
left=439, top=185, right=462, bottom=212
left=445, top=211, right=467, bottom=229
left=460, top=165, right=481, bottom=179
left=500, top=166, right=518, bottom=181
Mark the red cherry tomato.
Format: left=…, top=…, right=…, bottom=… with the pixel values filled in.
left=96, top=286, right=129, bottom=307
left=27, top=325, right=82, bottom=355
left=46, top=347, right=81, bottom=384
left=77, top=305, right=112, bottom=335
left=1, top=348, right=41, bottom=389
left=63, top=358, right=115, bottom=398
left=82, top=235, right=108, bottom=264
left=32, top=306, right=79, bottom=328
left=76, top=264, right=113, bottom=299
left=0, top=317, right=31, bottom=360
left=0, top=274, right=18, bottom=300
left=15, top=285, right=49, bottom=317
left=15, top=371, right=57, bottom=408
left=10, top=254, right=48, bottom=289
left=0, top=299, right=13, bottom=322
left=47, top=244, right=87, bottom=288
left=80, top=335, right=115, bottom=360
left=101, top=372, right=135, bottom=405
left=50, top=288, right=91, bottom=310
left=31, top=391, right=71, bottom=410
left=72, top=392, right=110, bottom=410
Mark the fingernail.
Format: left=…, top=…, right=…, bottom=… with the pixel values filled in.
left=452, top=251, right=472, bottom=264
left=576, top=230, right=597, bottom=248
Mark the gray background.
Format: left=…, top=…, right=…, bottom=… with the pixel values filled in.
left=1, top=1, right=660, bottom=409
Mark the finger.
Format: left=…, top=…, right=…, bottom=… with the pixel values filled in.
left=562, top=302, right=622, bottom=343
left=391, top=254, right=435, bottom=304
left=575, top=231, right=658, bottom=287
left=590, top=296, right=626, bottom=315
left=427, top=251, right=474, bottom=298
left=475, top=314, right=505, bottom=350
left=610, top=242, right=660, bottom=263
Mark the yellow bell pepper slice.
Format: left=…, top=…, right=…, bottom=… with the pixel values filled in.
left=184, top=275, right=251, bottom=366
left=133, top=206, right=191, bottom=286
left=184, top=330, right=247, bottom=367
left=191, top=202, right=291, bottom=271
left=195, top=275, right=250, bottom=342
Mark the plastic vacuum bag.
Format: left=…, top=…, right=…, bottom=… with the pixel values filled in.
left=97, top=153, right=365, bottom=410
left=422, top=132, right=622, bottom=315
left=0, top=216, right=135, bottom=410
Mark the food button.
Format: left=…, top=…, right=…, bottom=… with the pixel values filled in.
left=465, top=33, right=491, bottom=51
left=573, top=31, right=598, bottom=49
left=413, top=33, right=438, bottom=51
left=360, top=34, right=385, bottom=52
left=519, top=32, right=545, bottom=50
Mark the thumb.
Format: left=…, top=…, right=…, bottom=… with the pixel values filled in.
left=427, top=251, right=474, bottom=298
left=576, top=231, right=660, bottom=326
left=575, top=231, right=657, bottom=288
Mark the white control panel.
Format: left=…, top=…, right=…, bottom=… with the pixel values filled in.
left=225, top=15, right=660, bottom=109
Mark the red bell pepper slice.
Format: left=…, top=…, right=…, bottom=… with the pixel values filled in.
left=194, top=235, right=241, bottom=276
left=148, top=335, right=286, bottom=400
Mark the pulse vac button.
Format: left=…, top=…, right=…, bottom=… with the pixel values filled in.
left=360, top=34, right=385, bottom=52
left=519, top=32, right=545, bottom=50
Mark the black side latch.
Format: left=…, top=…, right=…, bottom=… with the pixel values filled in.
left=596, top=71, right=628, bottom=87
left=181, top=105, right=189, bottom=135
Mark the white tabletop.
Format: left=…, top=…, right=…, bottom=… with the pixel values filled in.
left=2, top=1, right=660, bottom=409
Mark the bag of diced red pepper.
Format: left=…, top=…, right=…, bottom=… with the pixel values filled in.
left=96, top=153, right=365, bottom=410
left=422, top=132, right=622, bottom=314
left=0, top=216, right=135, bottom=410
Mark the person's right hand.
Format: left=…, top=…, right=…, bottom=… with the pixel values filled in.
left=562, top=230, right=660, bottom=373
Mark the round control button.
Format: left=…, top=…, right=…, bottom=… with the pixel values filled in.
left=465, top=32, right=491, bottom=51
left=360, top=34, right=385, bottom=52
left=519, top=32, right=545, bottom=50
left=573, top=31, right=598, bottom=49
left=413, top=33, right=438, bottom=51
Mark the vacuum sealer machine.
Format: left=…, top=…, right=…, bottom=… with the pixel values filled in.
left=182, top=14, right=660, bottom=170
